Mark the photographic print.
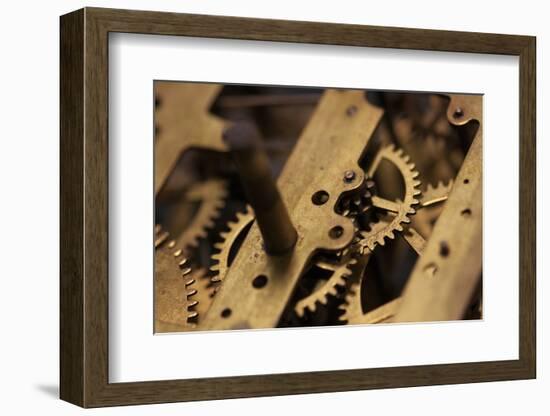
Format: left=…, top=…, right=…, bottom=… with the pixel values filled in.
left=153, top=82, right=482, bottom=333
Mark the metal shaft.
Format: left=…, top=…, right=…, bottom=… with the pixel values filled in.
left=223, top=122, right=297, bottom=255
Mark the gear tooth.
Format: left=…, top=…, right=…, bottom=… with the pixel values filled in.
left=173, top=249, right=183, bottom=257
left=188, top=300, right=198, bottom=308
left=185, top=278, right=195, bottom=286
left=342, top=269, right=352, bottom=280
left=210, top=264, right=219, bottom=272
left=211, top=252, right=221, bottom=260
left=168, top=240, right=176, bottom=249
left=396, top=224, right=404, bottom=232
left=187, top=311, right=198, bottom=320
left=211, top=275, right=221, bottom=283
left=181, top=267, right=192, bottom=276
left=387, top=231, right=395, bottom=240
left=413, top=180, right=422, bottom=187
left=186, top=289, right=197, bottom=298
left=178, top=258, right=189, bottom=267
left=412, top=198, right=420, bottom=205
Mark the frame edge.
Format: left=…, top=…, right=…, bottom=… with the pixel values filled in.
left=60, top=8, right=86, bottom=407
left=518, top=36, right=537, bottom=379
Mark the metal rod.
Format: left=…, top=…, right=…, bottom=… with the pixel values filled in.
left=223, top=122, right=298, bottom=255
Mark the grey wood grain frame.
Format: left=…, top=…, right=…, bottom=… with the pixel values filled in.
left=60, top=7, right=536, bottom=408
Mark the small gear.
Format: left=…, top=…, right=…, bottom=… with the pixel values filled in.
left=337, top=178, right=375, bottom=218
left=357, top=145, right=421, bottom=252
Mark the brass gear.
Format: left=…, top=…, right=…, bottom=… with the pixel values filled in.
left=337, top=252, right=372, bottom=324
left=154, top=226, right=198, bottom=331
left=412, top=180, right=454, bottom=238
left=420, top=180, right=454, bottom=207
left=293, top=180, right=376, bottom=317
left=172, top=179, right=228, bottom=252
left=339, top=180, right=454, bottom=325
left=210, top=207, right=255, bottom=283
left=210, top=207, right=363, bottom=319
left=294, top=254, right=358, bottom=318
left=184, top=267, right=218, bottom=329
left=358, top=145, right=421, bottom=252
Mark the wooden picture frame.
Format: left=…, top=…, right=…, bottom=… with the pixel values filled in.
left=60, top=7, right=536, bottom=408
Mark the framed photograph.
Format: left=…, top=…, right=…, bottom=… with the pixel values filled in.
left=60, top=7, right=536, bottom=407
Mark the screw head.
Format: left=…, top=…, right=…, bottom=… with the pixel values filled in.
left=343, top=170, right=356, bottom=183
left=453, top=107, right=464, bottom=119
left=346, top=105, right=358, bottom=117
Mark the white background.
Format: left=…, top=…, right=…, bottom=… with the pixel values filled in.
left=0, top=0, right=546, bottom=414
left=110, top=35, right=519, bottom=382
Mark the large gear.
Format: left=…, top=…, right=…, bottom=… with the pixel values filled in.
left=339, top=180, right=454, bottom=325
left=357, top=145, right=421, bottom=252
left=184, top=267, right=218, bottom=328
left=154, top=226, right=198, bottom=332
